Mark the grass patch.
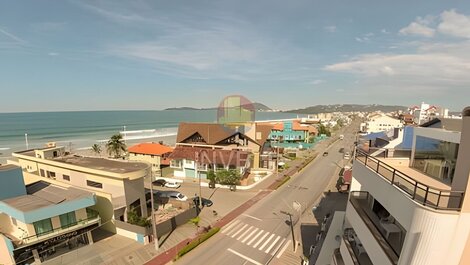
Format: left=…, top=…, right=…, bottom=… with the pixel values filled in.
left=176, top=227, right=220, bottom=259
left=275, top=176, right=291, bottom=189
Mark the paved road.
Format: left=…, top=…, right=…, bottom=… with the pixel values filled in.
left=176, top=124, right=358, bottom=265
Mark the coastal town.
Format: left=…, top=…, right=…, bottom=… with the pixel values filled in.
left=1, top=97, right=469, bottom=265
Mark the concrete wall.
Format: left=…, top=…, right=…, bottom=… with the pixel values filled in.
left=124, top=177, right=148, bottom=218
left=129, top=153, right=161, bottom=172
left=155, top=207, right=198, bottom=237
left=0, top=234, right=14, bottom=265
left=316, top=211, right=345, bottom=265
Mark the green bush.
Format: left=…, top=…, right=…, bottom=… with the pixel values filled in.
left=127, top=209, right=151, bottom=227
left=176, top=227, right=221, bottom=259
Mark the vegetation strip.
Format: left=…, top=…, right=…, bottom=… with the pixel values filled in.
left=175, top=227, right=221, bottom=259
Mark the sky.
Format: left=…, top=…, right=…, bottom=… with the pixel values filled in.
left=1, top=0, right=470, bottom=112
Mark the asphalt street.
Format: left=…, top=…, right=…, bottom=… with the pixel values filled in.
left=176, top=124, right=358, bottom=265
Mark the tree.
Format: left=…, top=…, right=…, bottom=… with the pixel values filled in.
left=318, top=124, right=331, bottom=137
left=207, top=170, right=217, bottom=188
left=216, top=169, right=241, bottom=185
left=106, top=134, right=127, bottom=158
left=91, top=144, right=102, bottom=156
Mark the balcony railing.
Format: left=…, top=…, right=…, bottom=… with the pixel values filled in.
left=355, top=149, right=465, bottom=211
left=342, top=234, right=360, bottom=265
left=21, top=210, right=100, bottom=245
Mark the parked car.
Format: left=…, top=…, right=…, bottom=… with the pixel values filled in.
left=164, top=181, right=181, bottom=189
left=152, top=179, right=166, bottom=186
left=193, top=197, right=213, bottom=207
left=323, top=151, right=329, bottom=156
left=157, top=191, right=188, bottom=201
left=344, top=152, right=350, bottom=160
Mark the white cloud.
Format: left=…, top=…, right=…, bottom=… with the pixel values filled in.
left=438, top=9, right=470, bottom=39
left=48, top=52, right=59, bottom=56
left=0, top=27, right=26, bottom=44
left=381, top=29, right=390, bottom=34
left=310, top=79, right=325, bottom=85
left=324, top=25, right=337, bottom=33
left=399, top=21, right=435, bottom=37
left=355, top=37, right=370, bottom=43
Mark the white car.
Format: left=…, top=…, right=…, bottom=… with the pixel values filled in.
left=164, top=181, right=181, bottom=189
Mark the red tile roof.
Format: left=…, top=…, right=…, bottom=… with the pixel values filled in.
left=128, top=143, right=173, bottom=156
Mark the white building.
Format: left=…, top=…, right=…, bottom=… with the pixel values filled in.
left=318, top=107, right=470, bottom=265
left=361, top=114, right=403, bottom=134
left=411, top=102, right=450, bottom=125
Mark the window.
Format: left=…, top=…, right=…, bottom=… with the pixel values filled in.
left=170, top=160, right=182, bottom=168
left=63, top=174, right=70, bottom=181
left=59, top=211, right=77, bottom=228
left=151, top=155, right=154, bottom=158
left=40, top=169, right=45, bottom=177
left=33, top=218, right=53, bottom=236
left=47, top=171, right=56, bottom=179
left=86, top=180, right=103, bottom=189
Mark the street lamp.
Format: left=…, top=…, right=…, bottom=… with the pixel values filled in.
left=195, top=151, right=203, bottom=208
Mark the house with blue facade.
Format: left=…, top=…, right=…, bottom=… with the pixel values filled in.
left=264, top=120, right=317, bottom=149
left=0, top=164, right=100, bottom=265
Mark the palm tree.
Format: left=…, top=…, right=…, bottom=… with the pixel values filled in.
left=106, top=134, right=127, bottom=158
left=91, top=144, right=102, bottom=156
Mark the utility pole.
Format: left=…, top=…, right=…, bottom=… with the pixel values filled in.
left=123, top=126, right=127, bottom=145
left=281, top=210, right=296, bottom=251
left=149, top=171, right=159, bottom=251
left=195, top=151, right=202, bottom=208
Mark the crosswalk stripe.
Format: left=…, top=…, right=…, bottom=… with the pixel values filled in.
left=231, top=224, right=248, bottom=238
left=242, top=227, right=259, bottom=243
left=271, top=238, right=286, bottom=256
left=221, top=220, right=240, bottom=234
left=265, top=235, right=281, bottom=253
left=276, top=240, right=291, bottom=259
left=253, top=231, right=269, bottom=248
left=225, top=222, right=245, bottom=236
left=247, top=229, right=264, bottom=246
left=259, top=233, right=275, bottom=251
left=237, top=226, right=254, bottom=241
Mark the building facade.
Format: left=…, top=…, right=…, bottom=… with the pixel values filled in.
left=128, top=142, right=173, bottom=173
left=361, top=114, right=403, bottom=134
left=0, top=165, right=99, bottom=265
left=318, top=107, right=470, bottom=265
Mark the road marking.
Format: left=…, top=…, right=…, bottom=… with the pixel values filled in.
left=247, top=229, right=264, bottom=246
left=242, top=227, right=259, bottom=243
left=231, top=224, right=248, bottom=238
left=276, top=240, right=291, bottom=258
left=253, top=231, right=269, bottom=248
left=242, top=214, right=262, bottom=221
left=259, top=233, right=275, bottom=251
left=224, top=222, right=244, bottom=236
left=265, top=235, right=281, bottom=253
left=271, top=238, right=286, bottom=256
left=221, top=220, right=240, bottom=233
left=237, top=226, right=254, bottom=240
left=227, top=248, right=262, bottom=265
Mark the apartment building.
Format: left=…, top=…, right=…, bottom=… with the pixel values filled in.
left=128, top=142, right=173, bottom=173
left=0, top=165, right=99, bottom=265
left=318, top=107, right=470, bottom=265
left=11, top=146, right=151, bottom=230
left=361, top=114, right=403, bottom=134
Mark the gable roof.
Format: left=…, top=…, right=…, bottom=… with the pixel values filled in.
left=128, top=143, right=173, bottom=156
left=169, top=146, right=249, bottom=167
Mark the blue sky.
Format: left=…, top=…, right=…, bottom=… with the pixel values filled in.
left=1, top=0, right=470, bottom=112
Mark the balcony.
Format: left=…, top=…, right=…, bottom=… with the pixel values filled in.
left=355, top=149, right=464, bottom=211
left=349, top=191, right=401, bottom=265
left=342, top=228, right=373, bottom=265
left=19, top=210, right=100, bottom=246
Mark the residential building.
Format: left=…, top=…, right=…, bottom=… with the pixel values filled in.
left=11, top=146, right=151, bottom=231
left=169, top=146, right=249, bottom=179
left=318, top=107, right=470, bottom=265
left=410, top=102, right=450, bottom=125
left=0, top=165, right=99, bottom=265
left=128, top=142, right=173, bottom=173
left=172, top=122, right=272, bottom=172
left=260, top=120, right=317, bottom=149
left=361, top=114, right=403, bottom=134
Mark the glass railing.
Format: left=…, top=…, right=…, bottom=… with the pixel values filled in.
left=355, top=150, right=464, bottom=211
left=21, top=209, right=100, bottom=245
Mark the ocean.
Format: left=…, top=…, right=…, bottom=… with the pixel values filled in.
left=0, top=110, right=300, bottom=162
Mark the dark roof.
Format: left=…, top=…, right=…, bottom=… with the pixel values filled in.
left=2, top=181, right=93, bottom=212
left=362, top=131, right=388, bottom=141
left=176, top=122, right=272, bottom=147
left=420, top=118, right=462, bottom=132
left=169, top=146, right=249, bottom=167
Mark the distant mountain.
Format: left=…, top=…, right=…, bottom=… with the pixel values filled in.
left=287, top=104, right=408, bottom=114
left=164, top=102, right=272, bottom=111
